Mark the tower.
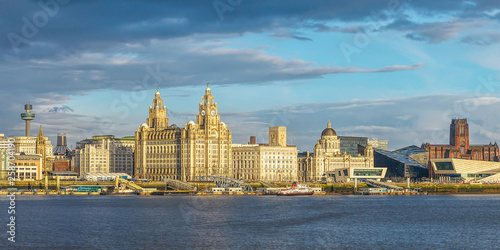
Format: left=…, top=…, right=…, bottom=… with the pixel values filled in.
left=21, top=103, right=35, bottom=137
left=269, top=126, right=287, bottom=147
left=146, top=88, right=168, bottom=130
left=36, top=126, right=47, bottom=175
left=197, top=83, right=220, bottom=130
left=450, top=118, right=469, bottom=154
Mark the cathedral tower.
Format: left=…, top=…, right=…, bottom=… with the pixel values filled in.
left=450, top=118, right=469, bottom=154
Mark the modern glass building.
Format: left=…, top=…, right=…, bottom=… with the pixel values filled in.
left=430, top=158, right=500, bottom=182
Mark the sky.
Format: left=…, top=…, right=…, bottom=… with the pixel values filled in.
left=1, top=0, right=500, bottom=151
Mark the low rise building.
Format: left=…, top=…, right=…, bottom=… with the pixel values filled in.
left=430, top=158, right=500, bottom=182
left=13, top=154, right=42, bottom=180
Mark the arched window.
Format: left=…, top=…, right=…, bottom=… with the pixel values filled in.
left=460, top=142, right=465, bottom=154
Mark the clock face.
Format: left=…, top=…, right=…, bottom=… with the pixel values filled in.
left=210, top=109, right=216, bottom=116
left=201, top=110, right=206, bottom=116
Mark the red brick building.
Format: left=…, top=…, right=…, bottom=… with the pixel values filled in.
left=422, top=119, right=499, bottom=178
left=53, top=157, right=71, bottom=172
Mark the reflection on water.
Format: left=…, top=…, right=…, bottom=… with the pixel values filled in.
left=2, top=195, right=499, bottom=249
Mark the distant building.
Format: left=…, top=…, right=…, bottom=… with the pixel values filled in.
left=339, top=136, right=367, bottom=156
left=1, top=134, right=8, bottom=179
left=339, top=136, right=388, bottom=156
left=75, top=135, right=134, bottom=176
left=368, top=138, right=388, bottom=151
left=231, top=127, right=298, bottom=182
left=9, top=134, right=53, bottom=157
left=13, top=154, right=42, bottom=180
left=298, top=121, right=375, bottom=182
left=53, top=157, right=71, bottom=171
left=422, top=118, right=499, bottom=178
left=53, top=133, right=71, bottom=156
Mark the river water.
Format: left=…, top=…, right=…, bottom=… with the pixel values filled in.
left=1, top=195, right=499, bottom=249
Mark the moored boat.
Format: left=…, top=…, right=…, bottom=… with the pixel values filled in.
left=277, top=182, right=314, bottom=196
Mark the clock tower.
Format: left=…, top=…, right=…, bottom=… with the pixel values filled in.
left=197, top=83, right=220, bottom=130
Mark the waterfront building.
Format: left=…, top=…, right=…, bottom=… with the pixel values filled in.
left=393, top=145, right=429, bottom=166
left=0, top=134, right=9, bottom=180
left=53, top=157, right=71, bottom=171
left=231, top=127, right=298, bottom=182
left=134, top=86, right=232, bottom=181
left=373, top=148, right=428, bottom=180
left=7, top=126, right=53, bottom=178
left=75, top=135, right=134, bottom=176
left=422, top=118, right=499, bottom=178
left=9, top=135, right=53, bottom=157
left=82, top=172, right=132, bottom=181
left=47, top=171, right=78, bottom=180
left=430, top=158, right=500, bottom=182
left=298, top=121, right=375, bottom=182
left=13, top=154, right=42, bottom=180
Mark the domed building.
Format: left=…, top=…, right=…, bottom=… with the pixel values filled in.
left=298, top=121, right=375, bottom=182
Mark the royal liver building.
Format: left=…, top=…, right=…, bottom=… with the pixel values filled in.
left=134, top=86, right=232, bottom=181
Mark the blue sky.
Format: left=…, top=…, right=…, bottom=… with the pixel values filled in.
left=1, top=0, right=500, bottom=151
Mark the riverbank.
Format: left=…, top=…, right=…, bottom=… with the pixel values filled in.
left=3, top=180, right=500, bottom=195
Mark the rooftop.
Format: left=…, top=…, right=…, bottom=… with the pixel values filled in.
left=374, top=148, right=427, bottom=170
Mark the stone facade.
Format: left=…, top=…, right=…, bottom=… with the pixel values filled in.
left=134, top=86, right=232, bottom=181
left=298, top=121, right=374, bottom=182
left=75, top=135, right=134, bottom=176
left=231, top=127, right=298, bottom=182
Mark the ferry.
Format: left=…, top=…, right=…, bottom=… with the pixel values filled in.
left=277, top=182, right=314, bottom=196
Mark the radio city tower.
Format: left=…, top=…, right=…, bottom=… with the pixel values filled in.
left=21, top=103, right=35, bottom=137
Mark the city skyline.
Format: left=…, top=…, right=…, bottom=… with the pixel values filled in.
left=1, top=1, right=500, bottom=151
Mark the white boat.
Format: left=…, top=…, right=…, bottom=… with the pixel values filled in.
left=277, top=182, right=314, bottom=196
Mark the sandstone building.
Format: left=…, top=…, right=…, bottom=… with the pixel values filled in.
left=134, top=86, right=232, bottom=181
left=231, top=127, right=298, bottom=182
left=298, top=121, right=374, bottom=182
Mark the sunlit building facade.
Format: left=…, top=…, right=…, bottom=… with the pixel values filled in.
left=134, top=86, right=232, bottom=181
left=298, top=121, right=375, bottom=182
left=232, top=127, right=298, bottom=182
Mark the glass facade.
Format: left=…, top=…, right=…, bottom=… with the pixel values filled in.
left=434, top=162, right=454, bottom=171
left=353, top=169, right=383, bottom=176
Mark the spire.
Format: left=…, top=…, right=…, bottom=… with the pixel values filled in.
left=38, top=125, right=44, bottom=137
left=327, top=120, right=331, bottom=128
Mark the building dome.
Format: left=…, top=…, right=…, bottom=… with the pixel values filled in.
left=321, top=121, right=337, bottom=137
left=141, top=123, right=149, bottom=128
